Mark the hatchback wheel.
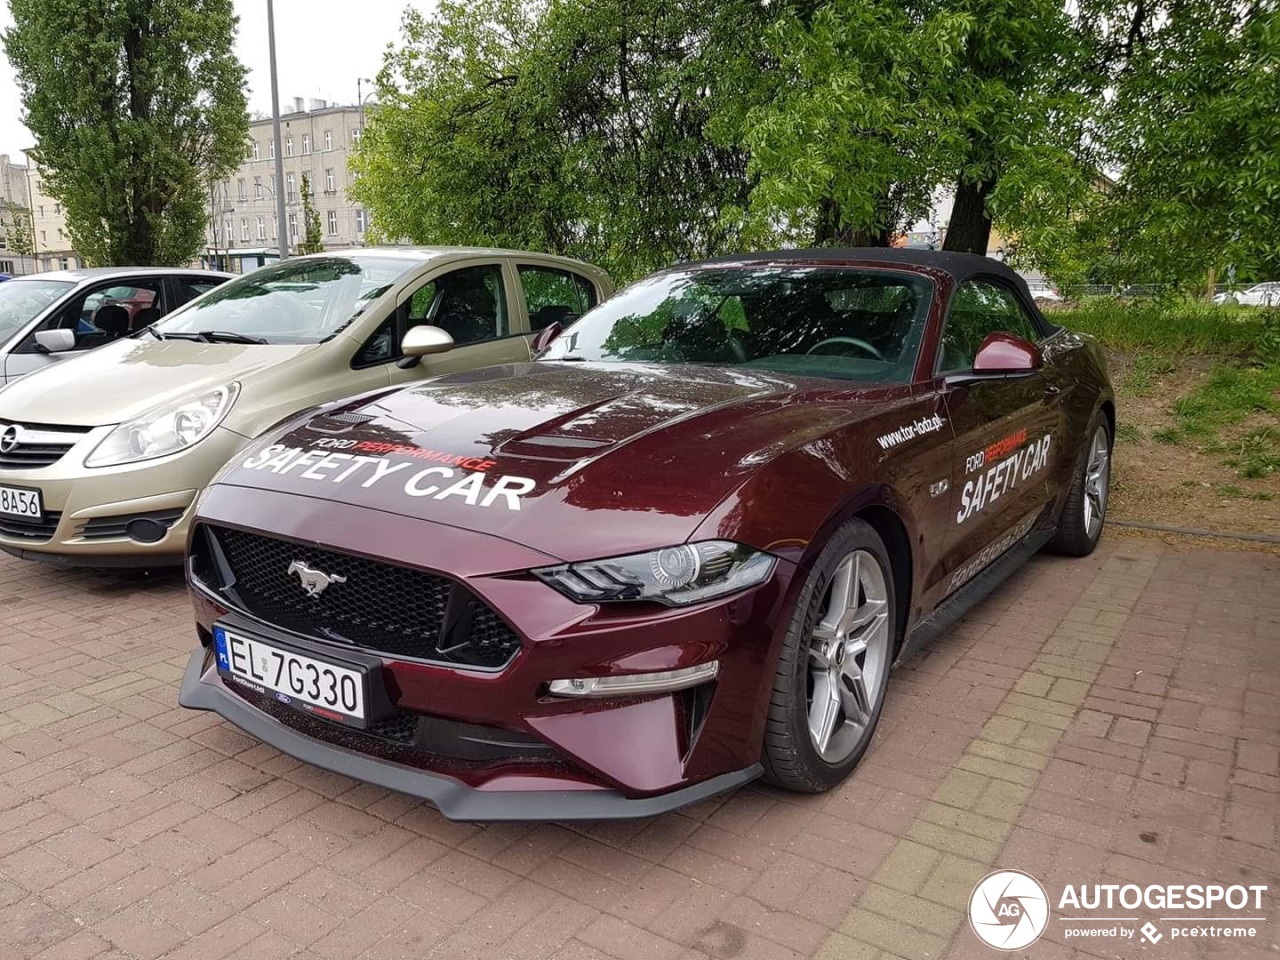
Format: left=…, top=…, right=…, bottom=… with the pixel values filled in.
left=762, top=518, right=895, bottom=792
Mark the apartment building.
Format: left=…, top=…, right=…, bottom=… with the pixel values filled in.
left=206, top=100, right=371, bottom=271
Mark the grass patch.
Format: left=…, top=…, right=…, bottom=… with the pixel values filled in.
left=1126, top=353, right=1175, bottom=396
left=1059, top=298, right=1274, bottom=357
left=1155, top=364, right=1280, bottom=478
left=1115, top=422, right=1142, bottom=443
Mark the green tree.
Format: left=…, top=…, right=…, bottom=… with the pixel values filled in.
left=352, top=0, right=769, bottom=280
left=4, top=0, right=248, bottom=266
left=6, top=210, right=34, bottom=261
left=740, top=0, right=1091, bottom=253
left=1016, top=1, right=1280, bottom=286
left=297, top=174, right=324, bottom=255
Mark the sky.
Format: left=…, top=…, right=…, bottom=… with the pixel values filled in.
left=0, top=0, right=438, bottom=162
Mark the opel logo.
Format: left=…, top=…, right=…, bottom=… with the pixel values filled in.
left=287, top=559, right=347, bottom=597
left=0, top=425, right=20, bottom=454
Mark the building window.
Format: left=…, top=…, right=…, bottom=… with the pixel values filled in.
left=54, top=203, right=61, bottom=214
left=286, top=173, right=296, bottom=201
left=222, top=180, right=230, bottom=200
left=352, top=128, right=362, bottom=146
left=327, top=210, right=338, bottom=235
left=324, top=130, right=333, bottom=151
left=237, top=179, right=246, bottom=201
left=256, top=216, right=265, bottom=240
left=254, top=178, right=263, bottom=200
left=302, top=134, right=311, bottom=154
left=288, top=213, right=297, bottom=238
left=269, top=140, right=275, bottom=160
left=285, top=136, right=293, bottom=157
left=57, top=228, right=64, bottom=240
left=241, top=218, right=249, bottom=241
left=0, top=260, right=13, bottom=274
left=325, top=169, right=335, bottom=192
left=40, top=230, right=46, bottom=242
left=355, top=209, right=367, bottom=234
left=251, top=140, right=260, bottom=161
left=224, top=219, right=233, bottom=242
left=269, top=175, right=276, bottom=197
left=37, top=205, right=43, bottom=217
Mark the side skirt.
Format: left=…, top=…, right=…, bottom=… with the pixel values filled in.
left=895, top=527, right=1056, bottom=665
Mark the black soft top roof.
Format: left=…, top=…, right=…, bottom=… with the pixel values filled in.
left=688, top=247, right=1026, bottom=286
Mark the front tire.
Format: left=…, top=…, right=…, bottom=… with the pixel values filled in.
left=1051, top=416, right=1112, bottom=556
left=762, top=518, right=895, bottom=792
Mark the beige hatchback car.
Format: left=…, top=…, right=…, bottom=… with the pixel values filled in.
left=0, top=247, right=611, bottom=566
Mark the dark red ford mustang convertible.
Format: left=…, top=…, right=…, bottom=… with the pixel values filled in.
left=179, top=249, right=1114, bottom=820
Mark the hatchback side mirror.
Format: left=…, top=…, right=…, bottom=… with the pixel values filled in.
left=400, top=325, right=455, bottom=358
left=34, top=329, right=76, bottom=354
left=971, top=332, right=1042, bottom=376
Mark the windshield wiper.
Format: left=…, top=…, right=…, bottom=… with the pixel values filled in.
left=195, top=330, right=268, bottom=344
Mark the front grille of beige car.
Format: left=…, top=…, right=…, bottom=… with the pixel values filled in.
left=0, top=421, right=91, bottom=469
left=0, top=511, right=62, bottom=541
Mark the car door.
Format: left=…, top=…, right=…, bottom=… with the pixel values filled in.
left=939, top=277, right=1067, bottom=595
left=3, top=277, right=167, bottom=381
left=352, top=260, right=532, bottom=387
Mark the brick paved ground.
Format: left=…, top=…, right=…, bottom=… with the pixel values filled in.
left=0, top=538, right=1274, bottom=960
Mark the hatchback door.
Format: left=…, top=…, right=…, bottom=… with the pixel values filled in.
left=938, top=278, right=1067, bottom=595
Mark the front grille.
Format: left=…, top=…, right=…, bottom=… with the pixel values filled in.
left=0, top=421, right=90, bottom=469
left=193, top=524, right=523, bottom=669
left=79, top=508, right=186, bottom=541
left=0, top=511, right=61, bottom=541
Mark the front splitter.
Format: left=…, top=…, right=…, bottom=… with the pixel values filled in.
left=177, top=649, right=761, bottom=821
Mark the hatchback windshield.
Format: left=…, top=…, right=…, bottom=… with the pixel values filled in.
left=154, top=255, right=418, bottom=344
left=540, top=267, right=932, bottom=382
left=0, top=278, right=74, bottom=341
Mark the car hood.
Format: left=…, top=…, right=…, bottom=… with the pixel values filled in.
left=0, top=338, right=319, bottom=427
left=215, top=361, right=898, bottom=562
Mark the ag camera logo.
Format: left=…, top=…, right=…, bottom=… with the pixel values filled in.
left=969, top=870, right=1050, bottom=950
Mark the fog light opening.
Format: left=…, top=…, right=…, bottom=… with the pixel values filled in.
left=548, top=661, right=719, bottom=698
left=125, top=517, right=170, bottom=544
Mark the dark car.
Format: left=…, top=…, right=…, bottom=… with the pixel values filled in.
left=178, top=249, right=1114, bottom=821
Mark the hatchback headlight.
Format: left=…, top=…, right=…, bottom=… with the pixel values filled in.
left=86, top=383, right=240, bottom=467
left=533, top=541, right=776, bottom=606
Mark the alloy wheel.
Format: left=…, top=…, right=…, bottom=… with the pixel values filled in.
left=806, top=549, right=891, bottom=763
left=1082, top=425, right=1111, bottom=538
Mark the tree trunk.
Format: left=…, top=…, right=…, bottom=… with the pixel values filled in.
left=942, top=175, right=996, bottom=255
left=815, top=197, right=890, bottom=247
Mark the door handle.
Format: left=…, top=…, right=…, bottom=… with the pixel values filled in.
left=1043, top=384, right=1061, bottom=398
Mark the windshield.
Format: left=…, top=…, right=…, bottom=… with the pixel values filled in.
left=540, top=266, right=933, bottom=382
left=0, top=278, right=74, bottom=340
left=155, top=255, right=418, bottom=344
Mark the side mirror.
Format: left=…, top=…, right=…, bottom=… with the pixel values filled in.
left=530, top=322, right=563, bottom=355
left=400, top=325, right=454, bottom=358
left=34, top=329, right=76, bottom=354
left=971, top=332, right=1042, bottom=376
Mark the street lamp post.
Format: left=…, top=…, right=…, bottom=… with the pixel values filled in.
left=267, top=0, right=289, bottom=261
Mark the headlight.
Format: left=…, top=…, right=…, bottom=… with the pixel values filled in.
left=85, top=383, right=240, bottom=467
left=532, top=541, right=776, bottom=606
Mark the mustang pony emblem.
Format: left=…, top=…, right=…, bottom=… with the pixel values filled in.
left=287, top=560, right=347, bottom=597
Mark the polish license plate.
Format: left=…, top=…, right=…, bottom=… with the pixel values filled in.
left=0, top=485, right=42, bottom=520
left=213, top=626, right=366, bottom=726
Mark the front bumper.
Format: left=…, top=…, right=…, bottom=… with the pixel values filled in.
left=179, top=648, right=761, bottom=821
left=182, top=484, right=798, bottom=818
left=0, top=426, right=245, bottom=565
